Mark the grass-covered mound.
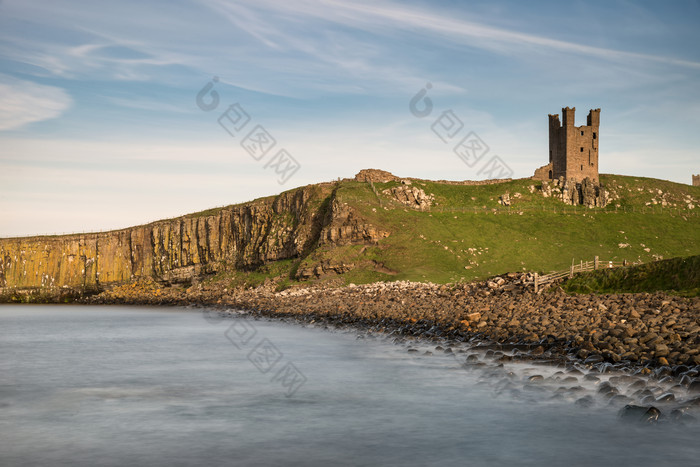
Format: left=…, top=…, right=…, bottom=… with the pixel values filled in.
left=563, top=255, right=700, bottom=297
left=288, top=174, right=700, bottom=285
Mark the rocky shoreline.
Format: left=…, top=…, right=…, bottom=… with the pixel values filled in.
left=79, top=273, right=699, bottom=372
left=156, top=275, right=699, bottom=424
left=5, top=271, right=699, bottom=423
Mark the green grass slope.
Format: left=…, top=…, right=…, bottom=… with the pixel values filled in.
left=562, top=255, right=700, bottom=297
left=292, top=174, right=700, bottom=286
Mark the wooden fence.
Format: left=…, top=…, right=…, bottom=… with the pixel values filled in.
left=368, top=181, right=383, bottom=207
left=532, top=256, right=636, bottom=292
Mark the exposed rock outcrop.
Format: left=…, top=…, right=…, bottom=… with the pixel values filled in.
left=295, top=260, right=355, bottom=280
left=354, top=169, right=399, bottom=183
left=319, top=198, right=390, bottom=245
left=382, top=185, right=435, bottom=211
left=540, top=177, right=608, bottom=208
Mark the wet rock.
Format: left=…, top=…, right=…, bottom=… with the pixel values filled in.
left=656, top=392, right=676, bottom=403
left=619, top=404, right=661, bottom=424
left=640, top=395, right=657, bottom=405
left=609, top=394, right=632, bottom=406
left=687, top=380, right=700, bottom=393
left=575, top=395, right=594, bottom=408
left=583, top=374, right=600, bottom=382
left=584, top=354, right=604, bottom=364
left=670, top=409, right=697, bottom=424
left=679, top=375, right=693, bottom=388
left=597, top=381, right=619, bottom=397
left=655, top=366, right=673, bottom=378
left=628, top=380, right=646, bottom=390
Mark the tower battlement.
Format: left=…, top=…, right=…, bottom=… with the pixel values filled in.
left=534, top=106, right=600, bottom=183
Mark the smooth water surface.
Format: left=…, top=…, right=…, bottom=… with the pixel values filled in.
left=1, top=305, right=698, bottom=466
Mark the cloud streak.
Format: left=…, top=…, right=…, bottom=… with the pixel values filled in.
left=0, top=74, right=72, bottom=130
left=205, top=0, right=700, bottom=70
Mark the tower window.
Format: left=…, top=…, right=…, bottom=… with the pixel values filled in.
left=593, top=132, right=597, bottom=139
left=580, top=147, right=583, bottom=152
left=581, top=165, right=583, bottom=170
left=581, top=131, right=584, bottom=136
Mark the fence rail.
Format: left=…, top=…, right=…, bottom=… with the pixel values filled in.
left=367, top=181, right=384, bottom=207
left=429, top=204, right=698, bottom=216
left=532, top=256, right=637, bottom=292
left=348, top=196, right=699, bottom=217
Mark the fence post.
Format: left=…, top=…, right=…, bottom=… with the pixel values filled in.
left=534, top=273, right=539, bottom=293
left=569, top=265, right=574, bottom=278
left=594, top=255, right=599, bottom=270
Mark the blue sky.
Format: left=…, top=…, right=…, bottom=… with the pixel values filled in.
left=1, top=0, right=699, bottom=236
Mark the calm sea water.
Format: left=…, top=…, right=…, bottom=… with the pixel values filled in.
left=1, top=305, right=698, bottom=466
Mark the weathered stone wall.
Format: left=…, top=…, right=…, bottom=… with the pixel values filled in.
left=0, top=183, right=337, bottom=290
left=355, top=168, right=511, bottom=186
left=533, top=162, right=553, bottom=181
left=420, top=178, right=512, bottom=186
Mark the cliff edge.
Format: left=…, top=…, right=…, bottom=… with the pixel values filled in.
left=1, top=170, right=699, bottom=300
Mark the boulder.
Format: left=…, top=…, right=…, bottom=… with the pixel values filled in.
left=618, top=404, right=661, bottom=424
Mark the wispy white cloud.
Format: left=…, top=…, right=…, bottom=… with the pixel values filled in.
left=204, top=0, right=700, bottom=70
left=3, top=0, right=697, bottom=98
left=0, top=74, right=72, bottom=130
left=332, top=1, right=700, bottom=68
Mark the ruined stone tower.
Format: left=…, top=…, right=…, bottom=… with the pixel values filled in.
left=693, top=174, right=700, bottom=186
left=534, top=107, right=600, bottom=183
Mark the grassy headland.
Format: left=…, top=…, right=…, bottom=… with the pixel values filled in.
left=266, top=173, right=700, bottom=288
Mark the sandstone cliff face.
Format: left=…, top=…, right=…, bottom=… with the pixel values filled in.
left=318, top=198, right=390, bottom=246
left=0, top=183, right=342, bottom=290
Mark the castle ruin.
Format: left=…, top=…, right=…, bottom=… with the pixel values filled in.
left=693, top=174, right=700, bottom=186
left=534, top=107, right=600, bottom=183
